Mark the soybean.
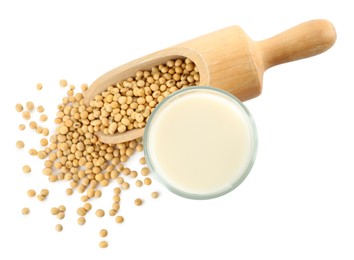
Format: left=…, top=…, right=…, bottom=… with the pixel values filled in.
left=59, top=79, right=68, bottom=87
left=26, top=102, right=34, bottom=111
left=95, top=209, right=105, bottom=217
left=115, top=216, right=124, bottom=224
left=22, top=165, right=31, bottom=174
left=22, top=207, right=30, bottom=215
left=15, top=104, right=23, bottom=112
left=99, top=241, right=108, bottom=248
left=134, top=198, right=143, bottom=206
left=151, top=192, right=159, bottom=199
left=99, top=229, right=108, bottom=237
left=16, top=141, right=25, bottom=149
left=27, top=189, right=36, bottom=197
left=55, top=224, right=63, bottom=232
left=77, top=217, right=86, bottom=225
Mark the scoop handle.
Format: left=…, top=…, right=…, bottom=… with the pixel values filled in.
left=257, top=19, right=336, bottom=70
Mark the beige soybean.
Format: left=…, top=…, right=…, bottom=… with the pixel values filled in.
left=95, top=190, right=102, bottom=198
left=26, top=102, right=34, bottom=111
left=81, top=195, right=89, bottom=202
left=113, top=187, right=121, bottom=194
left=29, top=121, right=37, bottom=129
left=29, top=148, right=38, bottom=156
left=22, top=111, right=31, bottom=120
left=109, top=209, right=117, bottom=216
left=144, top=177, right=152, bottom=185
left=15, top=104, right=23, bottom=112
left=134, top=198, right=143, bottom=206
left=83, top=203, right=92, bottom=211
left=37, top=105, right=45, bottom=113
left=42, top=128, right=49, bottom=136
left=99, top=241, right=108, bottom=248
left=66, top=188, right=73, bottom=196
left=115, top=215, right=124, bottom=224
left=81, top=83, right=88, bottom=92
left=59, top=79, right=68, bottom=87
left=112, top=195, right=120, bottom=203
left=112, top=202, right=120, bottom=211
left=37, top=151, right=47, bottom=159
left=22, top=165, right=31, bottom=174
left=51, top=207, right=59, bottom=215
left=95, top=209, right=105, bottom=217
left=77, top=207, right=87, bottom=216
left=139, top=157, right=146, bottom=165
left=27, top=189, right=36, bottom=197
left=130, top=170, right=138, bottom=178
left=40, top=138, right=48, bottom=146
left=151, top=191, right=159, bottom=199
left=55, top=224, right=63, bottom=232
left=16, top=141, right=25, bottom=149
left=141, top=167, right=150, bottom=176
left=57, top=212, right=65, bottom=219
left=36, top=126, right=43, bottom=134
left=40, top=114, right=48, bottom=122
left=40, top=189, right=49, bottom=196
left=77, top=217, right=86, bottom=225
left=121, top=182, right=130, bottom=190
left=22, top=207, right=30, bottom=215
left=99, top=229, right=108, bottom=237
left=37, top=195, right=45, bottom=201
left=136, top=144, right=143, bottom=152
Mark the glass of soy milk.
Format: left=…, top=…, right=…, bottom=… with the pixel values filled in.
left=144, top=86, right=257, bottom=199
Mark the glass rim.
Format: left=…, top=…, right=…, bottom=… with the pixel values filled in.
left=144, top=86, right=258, bottom=200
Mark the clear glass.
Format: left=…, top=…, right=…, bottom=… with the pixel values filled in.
left=144, top=86, right=258, bottom=200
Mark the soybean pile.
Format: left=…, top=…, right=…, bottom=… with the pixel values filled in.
left=16, top=58, right=200, bottom=248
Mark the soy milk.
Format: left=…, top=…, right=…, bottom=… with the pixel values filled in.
left=145, top=87, right=257, bottom=198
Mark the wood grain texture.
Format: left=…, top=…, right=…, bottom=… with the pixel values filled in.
left=84, top=19, right=336, bottom=144
left=257, top=19, right=337, bottom=70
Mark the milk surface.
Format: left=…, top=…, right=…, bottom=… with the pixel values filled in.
left=147, top=89, right=254, bottom=196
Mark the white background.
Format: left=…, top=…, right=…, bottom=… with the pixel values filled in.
left=0, top=0, right=353, bottom=259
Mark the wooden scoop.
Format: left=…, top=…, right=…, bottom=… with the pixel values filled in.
left=84, top=19, right=336, bottom=144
